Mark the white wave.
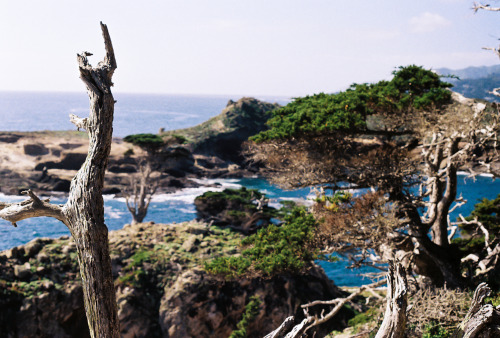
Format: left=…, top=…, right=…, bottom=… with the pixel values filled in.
left=0, top=192, right=66, bottom=204
left=104, top=206, right=126, bottom=219
left=178, top=208, right=196, bottom=214
left=457, top=171, right=494, bottom=178
left=151, top=186, right=227, bottom=204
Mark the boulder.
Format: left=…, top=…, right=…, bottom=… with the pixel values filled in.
left=23, top=143, right=49, bottom=156
left=35, top=152, right=87, bottom=171
left=159, top=266, right=350, bottom=337
left=14, top=263, right=31, bottom=279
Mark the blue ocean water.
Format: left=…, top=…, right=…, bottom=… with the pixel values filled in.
left=0, top=91, right=498, bottom=286
left=0, top=176, right=498, bottom=286
left=0, top=91, right=290, bottom=137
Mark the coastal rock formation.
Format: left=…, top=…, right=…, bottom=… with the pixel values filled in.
left=0, top=97, right=279, bottom=194
left=0, top=221, right=350, bottom=337
left=162, top=97, right=280, bottom=167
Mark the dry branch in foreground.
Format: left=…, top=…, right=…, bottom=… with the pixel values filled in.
left=0, top=23, right=120, bottom=337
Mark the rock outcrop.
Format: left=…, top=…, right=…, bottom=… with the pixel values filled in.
left=0, top=221, right=350, bottom=337
left=162, top=97, right=280, bottom=169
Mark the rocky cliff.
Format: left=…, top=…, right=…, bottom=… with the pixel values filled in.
left=0, top=221, right=351, bottom=337
left=162, top=97, right=280, bottom=166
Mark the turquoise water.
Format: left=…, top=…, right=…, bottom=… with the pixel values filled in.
left=0, top=175, right=498, bottom=286
left=0, top=91, right=498, bottom=286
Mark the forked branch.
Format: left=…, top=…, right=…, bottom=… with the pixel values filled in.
left=0, top=190, right=66, bottom=227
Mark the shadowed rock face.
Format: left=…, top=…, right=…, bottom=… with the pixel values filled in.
left=0, top=221, right=350, bottom=337
left=193, top=98, right=280, bottom=165
left=162, top=97, right=280, bottom=166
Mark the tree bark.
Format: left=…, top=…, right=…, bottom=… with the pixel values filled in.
left=375, top=261, right=408, bottom=338
left=453, top=283, right=500, bottom=338
left=0, top=22, right=119, bottom=338
left=62, top=22, right=119, bottom=338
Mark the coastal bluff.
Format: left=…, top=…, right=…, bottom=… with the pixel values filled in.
left=0, top=97, right=280, bottom=195
left=0, top=221, right=351, bottom=337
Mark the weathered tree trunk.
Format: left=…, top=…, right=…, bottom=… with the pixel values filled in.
left=62, top=22, right=119, bottom=337
left=0, top=22, right=119, bottom=338
left=375, top=261, right=408, bottom=338
left=453, top=283, right=500, bottom=338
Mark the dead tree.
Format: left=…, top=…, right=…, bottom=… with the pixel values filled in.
left=375, top=262, right=408, bottom=338
left=0, top=23, right=119, bottom=337
left=263, top=261, right=407, bottom=338
left=452, top=283, right=500, bottom=337
left=124, top=160, right=158, bottom=224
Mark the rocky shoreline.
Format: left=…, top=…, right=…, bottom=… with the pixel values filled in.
left=0, top=221, right=352, bottom=337
left=0, top=97, right=277, bottom=197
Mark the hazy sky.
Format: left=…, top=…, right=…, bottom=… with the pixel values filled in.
left=0, top=0, right=498, bottom=96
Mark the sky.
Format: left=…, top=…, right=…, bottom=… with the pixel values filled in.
left=0, top=0, right=498, bottom=97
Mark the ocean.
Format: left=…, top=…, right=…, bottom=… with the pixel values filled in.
left=0, top=91, right=498, bottom=286
left=0, top=91, right=290, bottom=137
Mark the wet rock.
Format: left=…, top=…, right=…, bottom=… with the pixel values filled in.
left=0, top=133, right=21, bottom=143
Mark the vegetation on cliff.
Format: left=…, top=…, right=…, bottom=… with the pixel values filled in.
left=251, top=65, right=452, bottom=143
left=162, top=97, right=280, bottom=164
left=195, top=187, right=277, bottom=233
left=205, top=205, right=319, bottom=278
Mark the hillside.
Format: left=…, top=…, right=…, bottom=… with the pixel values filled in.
left=436, top=64, right=500, bottom=102
left=162, top=97, right=280, bottom=164
left=0, top=221, right=350, bottom=337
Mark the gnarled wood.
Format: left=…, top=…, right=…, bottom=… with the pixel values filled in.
left=0, top=22, right=119, bottom=338
left=375, top=261, right=407, bottom=338
left=124, top=160, right=158, bottom=224
left=61, top=22, right=119, bottom=338
left=453, top=283, right=500, bottom=338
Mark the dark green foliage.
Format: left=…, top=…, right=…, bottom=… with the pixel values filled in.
left=251, top=65, right=452, bottom=142
left=123, top=148, right=134, bottom=157
left=123, top=133, right=164, bottom=151
left=117, top=248, right=168, bottom=288
left=452, top=194, right=500, bottom=255
left=205, top=206, right=319, bottom=278
left=195, top=187, right=277, bottom=232
left=229, top=296, right=262, bottom=338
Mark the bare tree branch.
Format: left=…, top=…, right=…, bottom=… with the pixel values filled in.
left=0, top=189, right=66, bottom=227
left=473, top=2, right=500, bottom=12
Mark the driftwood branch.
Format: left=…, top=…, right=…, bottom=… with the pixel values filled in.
left=263, top=277, right=386, bottom=337
left=263, top=316, right=295, bottom=338
left=303, top=278, right=386, bottom=334
left=69, top=114, right=89, bottom=131
left=453, top=283, right=500, bottom=337
left=0, top=189, right=66, bottom=227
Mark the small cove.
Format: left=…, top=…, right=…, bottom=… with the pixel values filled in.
left=0, top=175, right=498, bottom=286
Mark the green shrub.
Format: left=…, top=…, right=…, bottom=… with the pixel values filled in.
left=251, top=65, right=452, bottom=143
left=452, top=194, right=500, bottom=257
left=123, top=133, right=164, bottom=150
left=205, top=206, right=319, bottom=278
left=422, top=322, right=451, bottom=338
left=229, top=296, right=262, bottom=338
